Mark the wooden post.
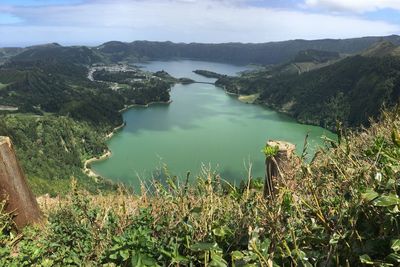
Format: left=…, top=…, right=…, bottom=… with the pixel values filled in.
left=0, top=136, right=41, bottom=229
left=264, top=140, right=295, bottom=199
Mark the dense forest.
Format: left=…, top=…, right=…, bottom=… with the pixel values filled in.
left=0, top=46, right=173, bottom=193
left=0, top=114, right=114, bottom=195
left=216, top=43, right=400, bottom=130
left=3, top=35, right=399, bottom=66
left=96, top=35, right=400, bottom=64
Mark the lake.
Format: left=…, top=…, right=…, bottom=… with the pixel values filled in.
left=92, top=60, right=335, bottom=188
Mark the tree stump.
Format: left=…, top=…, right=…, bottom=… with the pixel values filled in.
left=0, top=136, right=42, bottom=229
left=264, top=140, right=296, bottom=199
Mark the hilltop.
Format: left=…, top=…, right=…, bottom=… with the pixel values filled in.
left=1, top=35, right=400, bottom=65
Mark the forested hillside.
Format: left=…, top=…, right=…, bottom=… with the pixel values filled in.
left=9, top=43, right=104, bottom=65
left=216, top=43, right=400, bottom=129
left=0, top=115, right=113, bottom=195
left=96, top=35, right=400, bottom=64
left=2, top=35, right=399, bottom=66
left=0, top=46, right=173, bottom=193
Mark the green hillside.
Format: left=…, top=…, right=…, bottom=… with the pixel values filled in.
left=96, top=35, right=400, bottom=65
left=293, top=49, right=340, bottom=63
left=3, top=35, right=400, bottom=66
left=0, top=48, right=173, bottom=194
left=216, top=45, right=400, bottom=130
left=10, top=43, right=104, bottom=65
left=0, top=114, right=114, bottom=195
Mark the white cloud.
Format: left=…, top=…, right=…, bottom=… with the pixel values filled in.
left=0, top=0, right=399, bottom=46
left=304, top=0, right=400, bottom=13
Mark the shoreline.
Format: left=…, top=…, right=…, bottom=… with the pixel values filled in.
left=118, top=100, right=172, bottom=112
left=82, top=121, right=125, bottom=178
left=216, top=84, right=337, bottom=133
left=83, top=99, right=172, bottom=178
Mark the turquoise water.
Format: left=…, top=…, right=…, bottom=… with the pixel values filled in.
left=92, top=60, right=335, bottom=188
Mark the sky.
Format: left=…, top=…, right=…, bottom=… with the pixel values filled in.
left=0, top=0, right=400, bottom=46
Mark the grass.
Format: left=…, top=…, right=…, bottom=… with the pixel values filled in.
left=1, top=108, right=400, bottom=266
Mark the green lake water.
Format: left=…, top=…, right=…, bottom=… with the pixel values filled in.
left=92, top=60, right=336, bottom=188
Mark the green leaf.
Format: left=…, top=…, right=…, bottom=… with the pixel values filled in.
left=386, top=252, right=400, bottom=263
left=373, top=194, right=400, bottom=207
left=210, top=251, right=228, bottom=267
left=109, top=253, right=118, bottom=260
left=262, top=145, right=279, bottom=158
left=359, top=254, right=374, bottom=265
left=260, top=238, right=271, bottom=253
left=41, top=259, right=54, bottom=267
left=120, top=250, right=130, bottom=261
left=131, top=252, right=142, bottom=266
left=141, top=254, right=158, bottom=266
left=191, top=242, right=219, bottom=252
left=362, top=189, right=379, bottom=202
left=392, top=240, right=400, bottom=252
left=231, top=250, right=244, bottom=261
left=329, top=233, right=341, bottom=245
left=213, top=226, right=230, bottom=238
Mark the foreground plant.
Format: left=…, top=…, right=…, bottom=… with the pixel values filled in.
left=1, top=108, right=400, bottom=266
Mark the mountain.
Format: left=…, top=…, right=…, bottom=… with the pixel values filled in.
left=361, top=40, right=400, bottom=57
left=10, top=44, right=104, bottom=65
left=96, top=35, right=400, bottom=65
left=2, top=35, right=400, bottom=66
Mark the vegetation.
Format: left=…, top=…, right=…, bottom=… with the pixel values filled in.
left=293, top=49, right=340, bottom=63
left=1, top=108, right=400, bottom=265
left=0, top=114, right=115, bottom=195
left=118, top=78, right=171, bottom=105
left=10, top=43, right=104, bottom=65
left=2, top=37, right=400, bottom=266
left=92, top=69, right=146, bottom=83
left=193, top=70, right=226, bottom=79
left=217, top=51, right=400, bottom=130
left=178, top=78, right=195, bottom=84
left=96, top=35, right=400, bottom=65
left=0, top=47, right=174, bottom=194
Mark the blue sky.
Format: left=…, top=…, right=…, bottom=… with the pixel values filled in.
left=0, top=0, right=399, bottom=46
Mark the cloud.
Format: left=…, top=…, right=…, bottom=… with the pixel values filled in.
left=304, top=0, right=400, bottom=13
left=0, top=0, right=399, bottom=46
